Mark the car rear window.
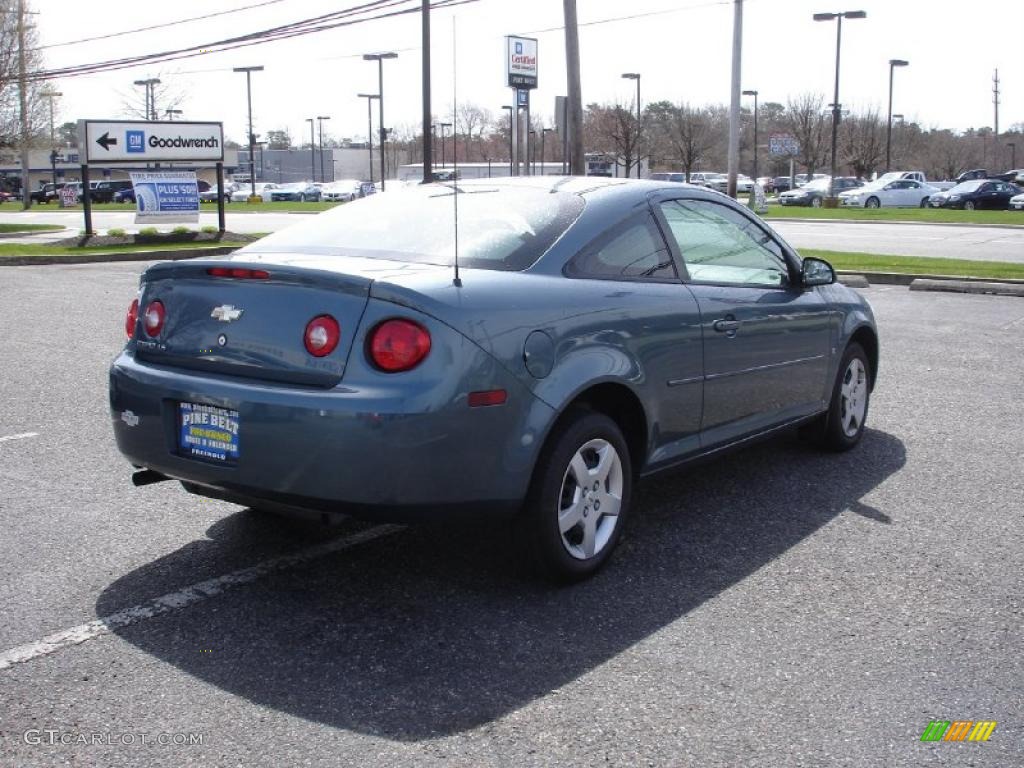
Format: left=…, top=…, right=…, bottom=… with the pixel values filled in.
left=239, top=184, right=585, bottom=271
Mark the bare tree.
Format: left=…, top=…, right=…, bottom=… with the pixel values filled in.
left=0, top=0, right=48, bottom=148
left=455, top=103, right=492, bottom=162
left=584, top=99, right=643, bottom=177
left=840, top=108, right=885, bottom=178
left=647, top=101, right=716, bottom=180
left=785, top=93, right=830, bottom=179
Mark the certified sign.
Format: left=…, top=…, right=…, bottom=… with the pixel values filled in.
left=506, top=35, right=538, bottom=89
left=78, top=120, right=224, bottom=164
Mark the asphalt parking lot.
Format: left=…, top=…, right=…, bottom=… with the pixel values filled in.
left=1, top=262, right=1021, bottom=767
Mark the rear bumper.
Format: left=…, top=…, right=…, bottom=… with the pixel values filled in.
left=109, top=345, right=555, bottom=519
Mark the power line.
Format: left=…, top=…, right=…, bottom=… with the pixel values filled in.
left=28, top=0, right=475, bottom=81
left=39, top=0, right=290, bottom=50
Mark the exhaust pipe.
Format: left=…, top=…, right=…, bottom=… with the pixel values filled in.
left=132, top=469, right=171, bottom=487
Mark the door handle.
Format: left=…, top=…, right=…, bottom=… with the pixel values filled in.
left=713, top=318, right=741, bottom=334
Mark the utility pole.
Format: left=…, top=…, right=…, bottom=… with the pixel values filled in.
left=18, top=0, right=31, bottom=209
left=726, top=0, right=743, bottom=198
left=993, top=68, right=1000, bottom=169
left=563, top=0, right=584, bottom=175
left=233, top=66, right=263, bottom=199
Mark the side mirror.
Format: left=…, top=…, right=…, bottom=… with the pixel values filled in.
left=802, top=257, right=835, bottom=287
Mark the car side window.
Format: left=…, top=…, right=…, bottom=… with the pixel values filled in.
left=658, top=199, right=790, bottom=287
left=566, top=212, right=677, bottom=281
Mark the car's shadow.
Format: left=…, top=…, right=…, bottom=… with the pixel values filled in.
left=97, top=428, right=905, bottom=740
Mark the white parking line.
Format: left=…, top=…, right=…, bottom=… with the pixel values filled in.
left=0, top=524, right=402, bottom=672
left=0, top=432, right=39, bottom=443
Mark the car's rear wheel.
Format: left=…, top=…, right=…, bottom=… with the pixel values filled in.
left=520, top=409, right=633, bottom=582
left=865, top=197, right=880, bottom=209
left=815, top=342, right=871, bottom=452
left=964, top=200, right=976, bottom=210
left=299, top=194, right=306, bottom=202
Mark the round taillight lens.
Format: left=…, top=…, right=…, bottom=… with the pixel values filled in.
left=125, top=298, right=139, bottom=339
left=304, top=315, right=340, bottom=357
left=369, top=319, right=431, bottom=373
left=143, top=300, right=165, bottom=338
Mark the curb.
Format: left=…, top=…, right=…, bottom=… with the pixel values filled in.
left=0, top=245, right=240, bottom=267
left=909, top=279, right=1024, bottom=297
left=769, top=216, right=1024, bottom=230
left=836, top=270, right=1024, bottom=287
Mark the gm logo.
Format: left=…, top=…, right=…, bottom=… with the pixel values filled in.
left=515, top=41, right=523, bottom=54
left=126, top=130, right=145, bottom=153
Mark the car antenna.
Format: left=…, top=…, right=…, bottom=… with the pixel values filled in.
left=451, top=15, right=462, bottom=288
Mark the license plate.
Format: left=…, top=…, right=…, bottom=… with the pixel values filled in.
left=178, top=402, right=240, bottom=463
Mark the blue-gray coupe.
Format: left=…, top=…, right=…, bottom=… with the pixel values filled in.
left=110, top=177, right=878, bottom=581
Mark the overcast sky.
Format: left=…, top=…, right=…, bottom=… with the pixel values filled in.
left=36, top=0, right=1021, bottom=146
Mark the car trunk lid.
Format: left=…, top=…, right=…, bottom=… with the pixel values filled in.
left=134, top=257, right=381, bottom=388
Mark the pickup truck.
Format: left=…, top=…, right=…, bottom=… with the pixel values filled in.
left=875, top=171, right=955, bottom=191
left=29, top=183, right=62, bottom=204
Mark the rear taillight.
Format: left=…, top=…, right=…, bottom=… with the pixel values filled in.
left=125, top=298, right=139, bottom=339
left=304, top=315, right=340, bottom=357
left=368, top=319, right=431, bottom=372
left=143, top=300, right=165, bottom=337
left=206, top=267, right=271, bottom=279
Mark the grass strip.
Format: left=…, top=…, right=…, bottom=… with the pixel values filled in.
left=803, top=249, right=1024, bottom=280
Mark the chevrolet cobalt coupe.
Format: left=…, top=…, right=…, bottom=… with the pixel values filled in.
left=110, top=178, right=878, bottom=581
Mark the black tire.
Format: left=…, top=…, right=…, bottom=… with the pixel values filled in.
left=964, top=200, right=976, bottom=211
left=520, top=409, right=633, bottom=582
left=865, top=197, right=880, bottom=209
left=811, top=196, right=823, bottom=208
left=818, top=342, right=871, bottom=452
left=920, top=197, right=930, bottom=208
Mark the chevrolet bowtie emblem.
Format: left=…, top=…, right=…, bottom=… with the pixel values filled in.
left=211, top=305, right=244, bottom=322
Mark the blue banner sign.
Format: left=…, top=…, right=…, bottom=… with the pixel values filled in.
left=129, top=171, right=200, bottom=224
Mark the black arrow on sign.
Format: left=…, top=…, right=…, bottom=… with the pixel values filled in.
left=96, top=132, right=117, bottom=151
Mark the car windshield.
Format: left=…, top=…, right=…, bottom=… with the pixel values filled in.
left=804, top=179, right=831, bottom=191
left=239, top=183, right=585, bottom=271
left=950, top=180, right=984, bottom=193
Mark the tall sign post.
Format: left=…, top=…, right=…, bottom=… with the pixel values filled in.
left=506, top=35, right=537, bottom=176
left=77, top=120, right=225, bottom=235
left=769, top=134, right=800, bottom=190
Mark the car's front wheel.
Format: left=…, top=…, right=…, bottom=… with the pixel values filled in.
left=920, top=197, right=930, bottom=208
left=964, top=200, right=976, bottom=210
left=811, top=196, right=823, bottom=208
left=865, top=196, right=880, bottom=209
left=818, top=342, right=871, bottom=451
left=521, top=409, right=633, bottom=582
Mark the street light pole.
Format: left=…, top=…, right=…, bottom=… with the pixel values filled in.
left=742, top=89, right=758, bottom=180
left=317, top=115, right=331, bottom=183
left=502, top=105, right=514, bottom=177
left=357, top=94, right=379, bottom=184
left=165, top=108, right=182, bottom=121
left=814, top=10, right=866, bottom=201
left=440, top=122, right=452, bottom=168
left=305, top=118, right=315, bottom=181
left=541, top=127, right=554, bottom=176
left=886, top=59, right=908, bottom=172
left=363, top=52, right=398, bottom=190
left=621, top=73, right=641, bottom=178
left=40, top=88, right=62, bottom=186
left=233, top=66, right=264, bottom=199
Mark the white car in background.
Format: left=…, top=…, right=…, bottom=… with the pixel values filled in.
left=839, top=178, right=940, bottom=208
left=707, top=174, right=754, bottom=194
left=320, top=179, right=362, bottom=202
left=1010, top=191, right=1024, bottom=211
left=229, top=183, right=277, bottom=202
